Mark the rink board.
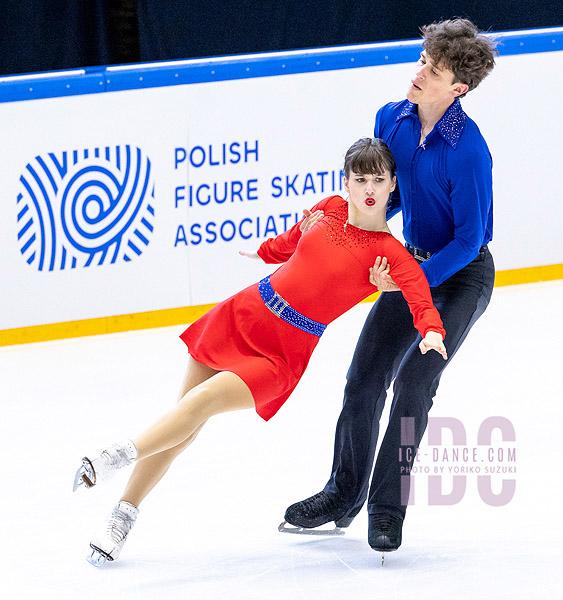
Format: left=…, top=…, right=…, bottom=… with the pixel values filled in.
left=0, top=28, right=562, bottom=341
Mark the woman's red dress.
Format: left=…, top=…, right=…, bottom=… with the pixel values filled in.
left=181, top=196, right=445, bottom=421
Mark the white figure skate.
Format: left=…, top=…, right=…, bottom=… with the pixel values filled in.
left=73, top=440, right=137, bottom=491
left=87, top=501, right=139, bottom=566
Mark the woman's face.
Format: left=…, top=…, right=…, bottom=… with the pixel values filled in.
left=344, top=170, right=396, bottom=222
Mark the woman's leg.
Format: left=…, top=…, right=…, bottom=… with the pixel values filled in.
left=86, top=358, right=256, bottom=565
left=120, top=425, right=205, bottom=507
left=132, top=366, right=254, bottom=460
left=121, top=357, right=254, bottom=506
left=120, top=357, right=219, bottom=507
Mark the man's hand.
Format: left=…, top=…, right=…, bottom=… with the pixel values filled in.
left=300, top=208, right=324, bottom=233
left=419, top=331, right=448, bottom=360
left=369, top=256, right=400, bottom=292
left=238, top=250, right=260, bottom=259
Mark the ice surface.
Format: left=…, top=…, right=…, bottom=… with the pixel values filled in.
left=1, top=281, right=562, bottom=599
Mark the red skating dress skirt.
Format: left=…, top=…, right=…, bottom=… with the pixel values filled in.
left=180, top=281, right=320, bottom=421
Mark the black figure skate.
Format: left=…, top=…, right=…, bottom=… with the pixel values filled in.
left=279, top=491, right=353, bottom=536
left=368, top=513, right=403, bottom=565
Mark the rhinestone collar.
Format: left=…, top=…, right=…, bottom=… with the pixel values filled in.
left=397, top=99, right=466, bottom=149
left=325, top=202, right=391, bottom=249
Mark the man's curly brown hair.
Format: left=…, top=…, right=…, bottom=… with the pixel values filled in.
left=421, top=18, right=498, bottom=97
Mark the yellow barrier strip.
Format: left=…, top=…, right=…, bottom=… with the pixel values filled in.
left=494, top=263, right=563, bottom=287
left=0, top=304, right=216, bottom=347
left=1, top=263, right=561, bottom=347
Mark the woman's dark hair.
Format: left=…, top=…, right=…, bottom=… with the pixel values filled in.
left=421, top=18, right=498, bottom=97
left=343, top=138, right=396, bottom=179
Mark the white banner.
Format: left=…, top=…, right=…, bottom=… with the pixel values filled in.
left=1, top=49, right=562, bottom=330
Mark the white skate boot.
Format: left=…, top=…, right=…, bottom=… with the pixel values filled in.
left=87, top=501, right=139, bottom=566
left=73, top=440, right=137, bottom=491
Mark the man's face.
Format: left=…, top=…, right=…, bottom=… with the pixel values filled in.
left=406, top=51, right=467, bottom=106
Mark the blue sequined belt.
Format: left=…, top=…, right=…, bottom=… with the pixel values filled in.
left=258, top=276, right=327, bottom=337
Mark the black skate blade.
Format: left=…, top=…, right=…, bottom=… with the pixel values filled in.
left=278, top=521, right=346, bottom=536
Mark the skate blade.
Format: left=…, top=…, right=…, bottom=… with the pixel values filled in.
left=86, top=545, right=112, bottom=567
left=278, top=521, right=345, bottom=536
left=379, top=549, right=398, bottom=566
left=73, top=458, right=95, bottom=492
left=369, top=547, right=397, bottom=566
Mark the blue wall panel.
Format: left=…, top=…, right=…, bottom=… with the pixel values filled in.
left=1, top=28, right=561, bottom=104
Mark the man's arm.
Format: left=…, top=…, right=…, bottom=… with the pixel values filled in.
left=420, top=147, right=492, bottom=287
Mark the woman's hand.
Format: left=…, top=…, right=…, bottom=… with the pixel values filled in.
left=300, top=209, right=324, bottom=233
left=419, top=331, right=448, bottom=360
left=238, top=250, right=260, bottom=259
left=369, top=256, right=399, bottom=292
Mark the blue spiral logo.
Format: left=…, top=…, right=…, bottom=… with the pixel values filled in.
left=16, top=146, right=155, bottom=270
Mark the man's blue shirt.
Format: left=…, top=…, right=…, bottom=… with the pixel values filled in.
left=375, top=99, right=493, bottom=287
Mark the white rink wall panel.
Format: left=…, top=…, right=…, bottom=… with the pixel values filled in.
left=0, top=30, right=562, bottom=331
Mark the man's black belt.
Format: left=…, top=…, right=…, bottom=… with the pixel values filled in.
left=405, top=243, right=488, bottom=262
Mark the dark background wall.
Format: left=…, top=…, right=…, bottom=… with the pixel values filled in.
left=1, top=0, right=561, bottom=76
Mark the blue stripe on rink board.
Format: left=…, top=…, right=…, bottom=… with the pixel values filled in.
left=1, top=27, right=562, bottom=103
